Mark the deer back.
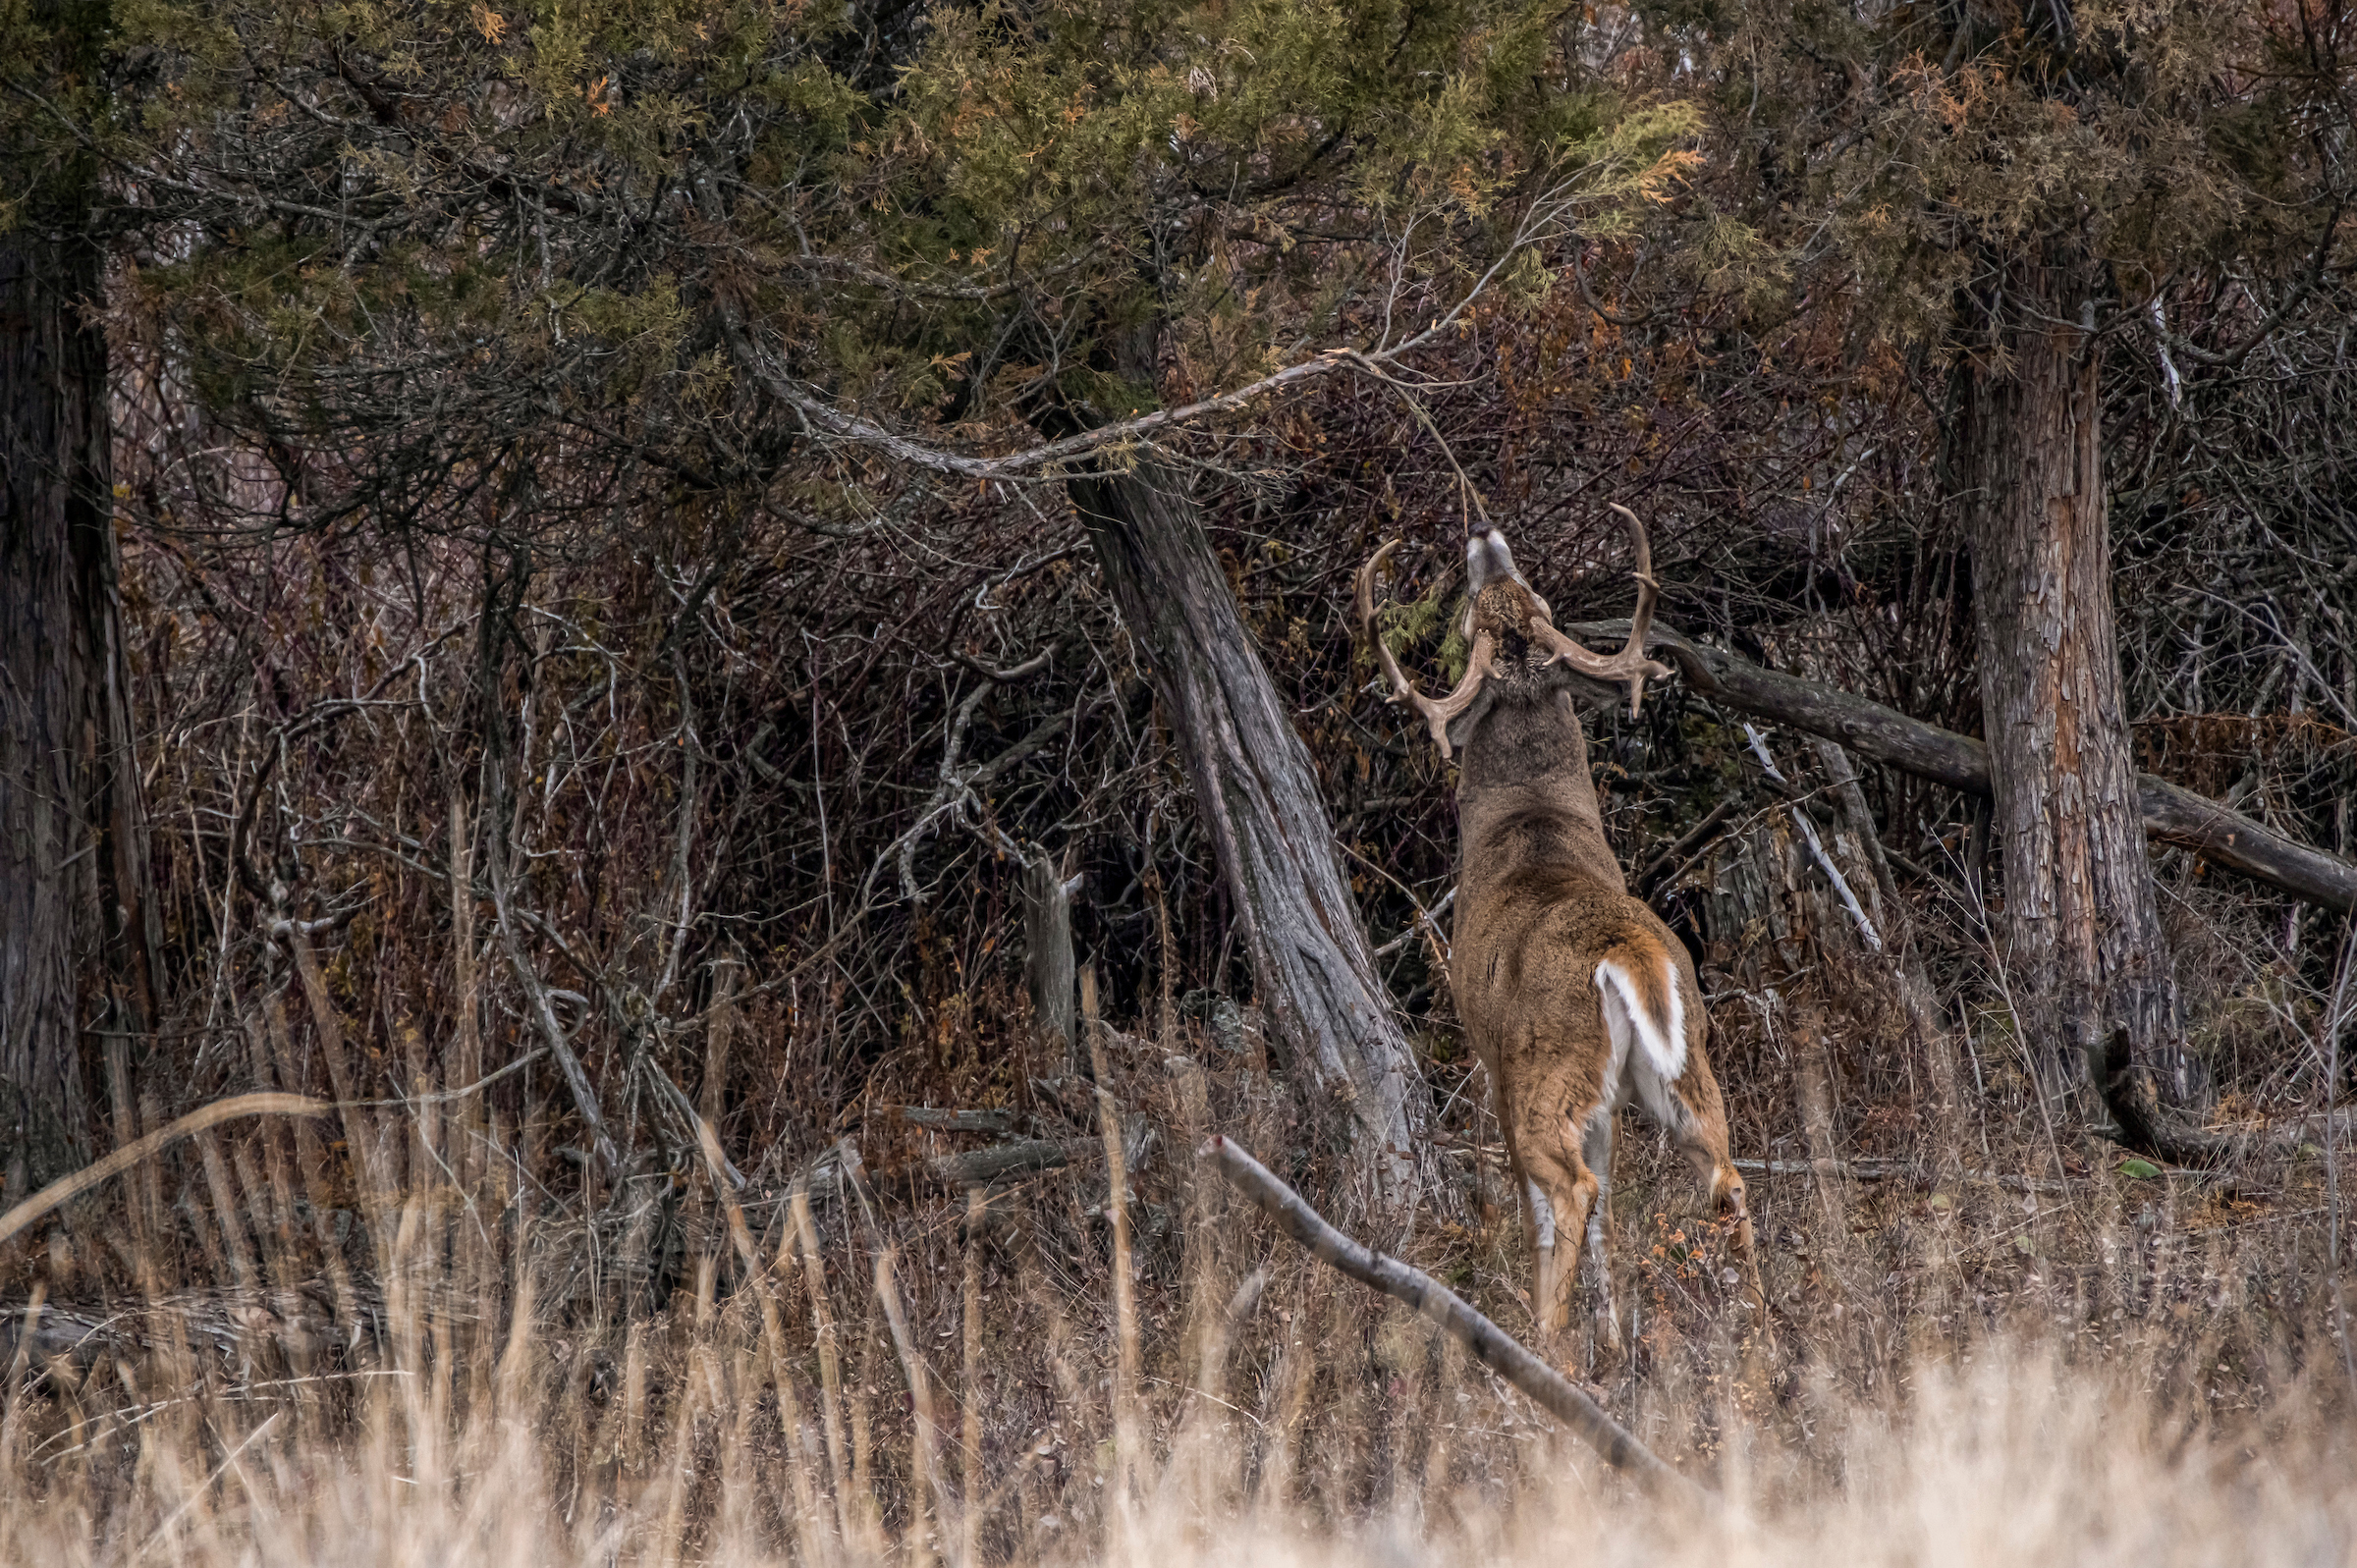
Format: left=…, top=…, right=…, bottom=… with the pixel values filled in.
left=1448, top=666, right=1696, bottom=1079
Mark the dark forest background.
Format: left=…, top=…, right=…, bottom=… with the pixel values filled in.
left=3, top=0, right=2354, bottom=1392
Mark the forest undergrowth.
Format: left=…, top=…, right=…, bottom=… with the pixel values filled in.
left=2, top=965, right=2352, bottom=1567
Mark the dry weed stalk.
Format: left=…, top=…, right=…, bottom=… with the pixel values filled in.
left=1082, top=967, right=1142, bottom=1521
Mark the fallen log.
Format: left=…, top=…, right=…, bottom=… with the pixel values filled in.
left=923, top=1137, right=1101, bottom=1187
left=775, top=1134, right=1113, bottom=1210
left=1557, top=619, right=2357, bottom=915
left=1730, top=1158, right=2073, bottom=1194
left=0, top=1281, right=366, bottom=1380
left=894, top=1107, right=1020, bottom=1136
left=1205, top=1133, right=1708, bottom=1502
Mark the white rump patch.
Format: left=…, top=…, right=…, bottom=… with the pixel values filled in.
left=1595, top=955, right=1687, bottom=1081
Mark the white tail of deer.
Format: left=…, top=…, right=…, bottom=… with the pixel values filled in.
left=1356, top=511, right=1760, bottom=1352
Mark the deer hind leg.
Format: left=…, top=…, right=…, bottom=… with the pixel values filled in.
left=1672, top=1070, right=1755, bottom=1266
left=1511, top=1103, right=1608, bottom=1357
left=1632, top=1054, right=1761, bottom=1306
left=1579, top=1102, right=1622, bottom=1351
left=1598, top=966, right=1760, bottom=1309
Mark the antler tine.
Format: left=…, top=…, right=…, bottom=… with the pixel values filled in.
left=1353, top=541, right=1418, bottom=708
left=1354, top=540, right=1495, bottom=762
left=1527, top=504, right=1672, bottom=717
left=1605, top=503, right=1661, bottom=659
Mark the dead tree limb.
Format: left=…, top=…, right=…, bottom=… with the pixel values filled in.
left=0, top=1093, right=328, bottom=1248
left=1559, top=619, right=2357, bottom=915
left=2098, top=1027, right=2357, bottom=1165
left=1205, top=1134, right=1709, bottom=1502
left=2133, top=776, right=2357, bottom=914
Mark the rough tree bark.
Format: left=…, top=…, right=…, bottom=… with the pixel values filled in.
left=1959, top=256, right=2186, bottom=1101
left=1019, top=848, right=1078, bottom=1063
left=1068, top=460, right=1427, bottom=1208
left=1, top=227, right=160, bottom=1200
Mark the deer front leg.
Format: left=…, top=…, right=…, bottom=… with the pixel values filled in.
left=1626, top=1031, right=1765, bottom=1320
left=1492, top=1083, right=1543, bottom=1264
left=1496, top=1079, right=1570, bottom=1338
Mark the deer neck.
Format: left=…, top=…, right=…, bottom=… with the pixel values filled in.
left=1454, top=684, right=1626, bottom=895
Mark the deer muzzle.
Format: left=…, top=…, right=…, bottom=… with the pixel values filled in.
left=1464, top=528, right=1529, bottom=595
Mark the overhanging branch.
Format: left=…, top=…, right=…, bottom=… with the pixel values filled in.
left=724, top=329, right=1460, bottom=482
left=1559, top=620, right=2357, bottom=915
left=714, top=167, right=1603, bottom=484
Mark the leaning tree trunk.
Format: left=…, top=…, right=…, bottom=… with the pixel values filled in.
left=1, top=227, right=160, bottom=1201
left=1069, top=460, right=1428, bottom=1210
left=1959, top=255, right=2187, bottom=1105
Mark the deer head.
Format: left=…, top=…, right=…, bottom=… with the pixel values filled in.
left=1352, top=504, right=1671, bottom=762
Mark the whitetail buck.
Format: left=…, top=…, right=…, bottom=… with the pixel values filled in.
left=1355, top=511, right=1757, bottom=1349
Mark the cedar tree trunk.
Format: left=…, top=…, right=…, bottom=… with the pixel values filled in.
left=1960, top=256, right=2187, bottom=1102
left=1069, top=460, right=1428, bottom=1208
left=1, top=227, right=158, bottom=1200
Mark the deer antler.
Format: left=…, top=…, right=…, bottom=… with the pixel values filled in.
left=1526, top=503, right=1672, bottom=716
left=1354, top=540, right=1496, bottom=762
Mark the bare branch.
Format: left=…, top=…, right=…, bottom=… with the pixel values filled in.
left=1205, top=1133, right=1710, bottom=1503
left=1603, top=621, right=2357, bottom=914
left=0, top=1094, right=328, bottom=1249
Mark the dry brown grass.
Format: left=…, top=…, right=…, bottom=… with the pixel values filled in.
left=3, top=1039, right=2352, bottom=1568
left=2, top=1289, right=2350, bottom=1566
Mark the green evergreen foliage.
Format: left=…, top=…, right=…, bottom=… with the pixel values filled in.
left=1609, top=0, right=2350, bottom=359
left=4, top=0, right=1710, bottom=532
